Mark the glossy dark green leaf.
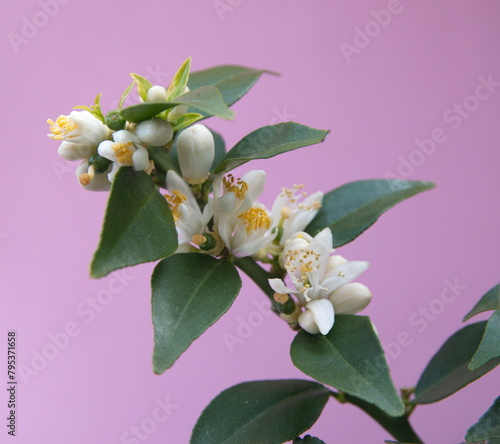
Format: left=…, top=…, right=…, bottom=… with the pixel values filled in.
left=120, top=86, right=234, bottom=123
left=152, top=254, right=241, bottom=374
left=293, top=435, right=326, bottom=444
left=415, top=322, right=500, bottom=404
left=463, top=284, right=500, bottom=322
left=190, top=379, right=330, bottom=444
left=306, top=180, right=435, bottom=247
left=290, top=315, right=404, bottom=416
left=212, top=122, right=330, bottom=175
left=466, top=396, right=500, bottom=441
left=470, top=310, right=500, bottom=370
left=188, top=65, right=277, bottom=107
left=343, top=393, right=422, bottom=443
left=90, top=168, right=177, bottom=278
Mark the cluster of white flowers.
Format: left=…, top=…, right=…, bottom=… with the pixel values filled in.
left=48, top=80, right=371, bottom=337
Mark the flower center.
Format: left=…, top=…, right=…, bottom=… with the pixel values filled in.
left=165, top=190, right=187, bottom=221
left=223, top=174, right=248, bottom=200
left=47, top=116, right=77, bottom=140
left=238, top=207, right=271, bottom=234
left=285, top=248, right=321, bottom=282
left=112, top=142, right=134, bottom=165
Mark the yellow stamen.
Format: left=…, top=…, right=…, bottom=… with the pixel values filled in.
left=47, top=116, right=77, bottom=140
left=223, top=174, right=248, bottom=200
left=165, top=190, right=187, bottom=221
left=79, top=165, right=95, bottom=186
left=191, top=234, right=207, bottom=246
left=273, top=293, right=289, bottom=304
left=238, top=208, right=271, bottom=234
left=112, top=142, right=134, bottom=165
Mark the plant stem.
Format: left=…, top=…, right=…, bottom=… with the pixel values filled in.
left=331, top=392, right=424, bottom=444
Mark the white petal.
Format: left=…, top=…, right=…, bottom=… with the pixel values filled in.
left=166, top=170, right=198, bottom=210
left=132, top=146, right=150, bottom=171
left=58, top=141, right=95, bottom=161
left=107, top=162, right=120, bottom=183
left=309, top=228, right=333, bottom=253
left=98, top=140, right=116, bottom=161
left=322, top=261, right=370, bottom=293
left=299, top=299, right=335, bottom=335
left=268, top=278, right=296, bottom=295
left=242, top=170, right=266, bottom=200
left=113, top=129, right=140, bottom=145
left=135, top=119, right=173, bottom=146
left=328, top=282, right=372, bottom=314
left=327, top=255, right=348, bottom=271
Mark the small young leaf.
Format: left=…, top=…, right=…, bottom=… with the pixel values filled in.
left=414, top=322, right=500, bottom=404
left=465, top=396, right=500, bottom=441
left=469, top=310, right=500, bottom=370
left=130, top=73, right=153, bottom=101
left=463, top=284, right=500, bottom=322
left=212, top=122, right=330, bottom=175
left=290, top=315, right=405, bottom=417
left=152, top=254, right=241, bottom=374
left=166, top=57, right=191, bottom=100
left=172, top=113, right=204, bottom=132
left=90, top=168, right=177, bottom=278
left=190, top=379, right=330, bottom=444
left=188, top=65, right=278, bottom=107
left=118, top=81, right=135, bottom=109
left=306, top=180, right=435, bottom=247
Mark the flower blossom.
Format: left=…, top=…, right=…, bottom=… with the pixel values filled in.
left=165, top=170, right=214, bottom=248
left=268, top=228, right=371, bottom=335
left=213, top=170, right=276, bottom=257
left=98, top=130, right=151, bottom=182
left=47, top=110, right=110, bottom=161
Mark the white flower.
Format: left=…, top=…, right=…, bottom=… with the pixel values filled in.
left=213, top=170, right=276, bottom=257
left=134, top=119, right=173, bottom=147
left=75, top=160, right=111, bottom=192
left=47, top=111, right=110, bottom=160
left=268, top=228, right=371, bottom=335
left=165, top=170, right=214, bottom=246
left=176, top=124, right=215, bottom=184
left=146, top=85, right=168, bottom=102
left=98, top=130, right=150, bottom=182
left=270, top=185, right=323, bottom=247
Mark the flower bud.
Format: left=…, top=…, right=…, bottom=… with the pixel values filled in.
left=134, top=119, right=173, bottom=147
left=146, top=85, right=168, bottom=102
left=328, top=255, right=348, bottom=271
left=298, top=299, right=335, bottom=335
left=176, top=124, right=214, bottom=184
left=328, top=282, right=372, bottom=315
left=58, top=141, right=95, bottom=161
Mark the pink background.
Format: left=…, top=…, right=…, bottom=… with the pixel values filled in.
left=1, top=1, right=499, bottom=443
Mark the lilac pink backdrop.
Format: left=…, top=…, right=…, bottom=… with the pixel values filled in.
left=1, top=1, right=499, bottom=443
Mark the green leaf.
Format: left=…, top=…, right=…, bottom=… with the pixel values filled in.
left=414, top=322, right=500, bottom=404
left=342, top=393, right=422, bottom=443
left=175, top=86, right=235, bottom=120
left=120, top=86, right=234, bottom=123
left=166, top=57, right=191, bottom=100
left=470, top=310, right=500, bottom=370
left=90, top=168, right=177, bottom=278
left=463, top=284, right=500, bottom=322
left=293, top=435, right=326, bottom=444
left=465, top=396, right=500, bottom=441
left=172, top=113, right=204, bottom=132
left=290, top=315, right=404, bottom=417
left=120, top=102, right=177, bottom=123
left=212, top=122, right=330, bottom=175
left=152, top=254, right=241, bottom=374
left=190, top=379, right=330, bottom=444
left=130, top=73, right=152, bottom=101
left=305, top=180, right=435, bottom=247
left=188, top=65, right=278, bottom=107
